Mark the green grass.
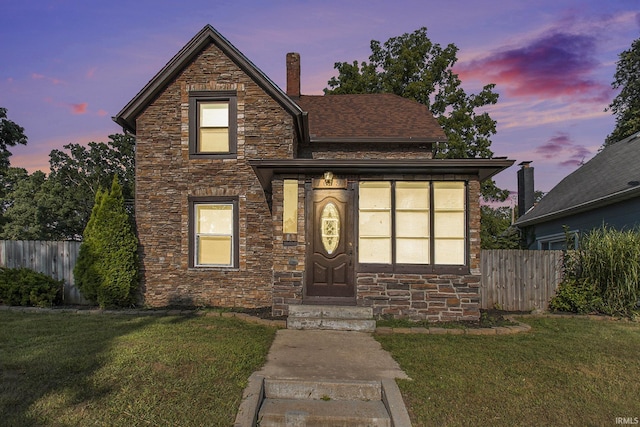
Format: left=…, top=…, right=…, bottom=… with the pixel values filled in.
left=376, top=317, right=640, bottom=426
left=0, top=311, right=277, bottom=426
left=3, top=311, right=639, bottom=427
left=376, top=310, right=519, bottom=329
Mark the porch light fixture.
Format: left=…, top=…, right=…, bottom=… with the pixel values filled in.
left=323, top=171, right=334, bottom=186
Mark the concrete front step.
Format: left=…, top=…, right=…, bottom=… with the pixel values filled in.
left=258, top=398, right=391, bottom=427
left=287, top=305, right=376, bottom=332
left=264, top=378, right=381, bottom=401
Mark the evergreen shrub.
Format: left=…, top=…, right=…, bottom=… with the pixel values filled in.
left=0, top=267, right=63, bottom=307
left=74, top=176, right=138, bottom=308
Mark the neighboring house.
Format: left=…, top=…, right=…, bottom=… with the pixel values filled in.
left=516, top=131, right=640, bottom=249
left=113, top=25, right=513, bottom=321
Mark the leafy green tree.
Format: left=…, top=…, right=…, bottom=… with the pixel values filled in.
left=0, top=167, right=28, bottom=230
left=0, top=170, right=52, bottom=240
left=325, top=27, right=507, bottom=201
left=606, top=37, right=640, bottom=145
left=0, top=134, right=135, bottom=241
left=0, top=107, right=28, bottom=171
left=326, top=28, right=499, bottom=159
left=480, top=205, right=520, bottom=249
left=74, top=176, right=138, bottom=307
left=46, top=133, right=135, bottom=239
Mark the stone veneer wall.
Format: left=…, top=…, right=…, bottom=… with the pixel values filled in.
left=135, top=42, right=295, bottom=308
left=297, top=142, right=434, bottom=159
left=271, top=178, right=306, bottom=316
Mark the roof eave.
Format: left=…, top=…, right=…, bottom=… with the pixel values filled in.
left=113, top=25, right=305, bottom=140
left=515, top=185, right=640, bottom=227
left=308, top=137, right=442, bottom=144
left=249, top=158, right=514, bottom=191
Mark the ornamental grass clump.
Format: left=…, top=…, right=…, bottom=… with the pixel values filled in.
left=551, top=225, right=640, bottom=317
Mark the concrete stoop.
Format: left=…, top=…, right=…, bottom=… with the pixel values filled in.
left=287, top=305, right=376, bottom=332
left=235, top=376, right=411, bottom=426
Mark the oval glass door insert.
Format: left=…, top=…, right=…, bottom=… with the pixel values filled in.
left=321, top=202, right=340, bottom=254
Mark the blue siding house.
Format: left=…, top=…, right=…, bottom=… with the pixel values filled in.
left=516, top=131, right=640, bottom=249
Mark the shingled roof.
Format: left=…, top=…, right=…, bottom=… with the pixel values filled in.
left=515, top=131, right=640, bottom=227
left=295, top=94, right=446, bottom=143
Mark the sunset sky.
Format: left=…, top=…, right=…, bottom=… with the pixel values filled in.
left=2, top=0, right=639, bottom=204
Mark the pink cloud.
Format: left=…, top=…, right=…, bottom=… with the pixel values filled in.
left=97, top=109, right=108, bottom=117
left=31, top=72, right=64, bottom=85
left=70, top=103, right=88, bottom=114
left=535, top=132, right=591, bottom=167
left=456, top=32, right=613, bottom=103
left=86, top=67, right=97, bottom=78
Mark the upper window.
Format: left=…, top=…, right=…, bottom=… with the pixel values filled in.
left=358, top=181, right=466, bottom=270
left=189, top=91, right=237, bottom=157
left=189, top=197, right=238, bottom=268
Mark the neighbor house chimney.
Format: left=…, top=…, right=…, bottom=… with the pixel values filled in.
left=286, top=52, right=301, bottom=97
left=517, top=161, right=535, bottom=217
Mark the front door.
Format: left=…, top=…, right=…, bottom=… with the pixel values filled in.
left=305, top=187, right=355, bottom=300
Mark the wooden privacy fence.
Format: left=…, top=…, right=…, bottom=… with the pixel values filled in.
left=0, top=240, right=86, bottom=305
left=480, top=249, right=564, bottom=311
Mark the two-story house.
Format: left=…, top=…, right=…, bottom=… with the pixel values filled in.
left=114, top=25, right=513, bottom=321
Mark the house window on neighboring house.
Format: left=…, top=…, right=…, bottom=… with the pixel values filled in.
left=189, top=91, right=237, bottom=157
left=358, top=181, right=466, bottom=270
left=537, top=230, right=578, bottom=250
left=189, top=197, right=238, bottom=268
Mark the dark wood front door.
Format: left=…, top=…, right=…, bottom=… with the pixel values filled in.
left=306, top=188, right=354, bottom=299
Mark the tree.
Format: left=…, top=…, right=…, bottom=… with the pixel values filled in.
left=326, top=28, right=499, bottom=159
left=46, top=133, right=135, bottom=239
left=480, top=205, right=520, bottom=249
left=325, top=28, right=507, bottom=201
left=0, top=170, right=52, bottom=240
left=0, top=133, right=135, bottom=241
left=0, top=108, right=28, bottom=171
left=605, top=37, right=640, bottom=145
left=74, top=176, right=138, bottom=307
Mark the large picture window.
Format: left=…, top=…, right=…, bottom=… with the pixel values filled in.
left=189, top=91, right=237, bottom=157
left=189, top=197, right=238, bottom=268
left=358, top=181, right=466, bottom=269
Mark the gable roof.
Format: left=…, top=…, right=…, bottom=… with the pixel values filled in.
left=515, top=131, right=640, bottom=227
left=113, top=25, right=306, bottom=140
left=295, top=94, right=446, bottom=143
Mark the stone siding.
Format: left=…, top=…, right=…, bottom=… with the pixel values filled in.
left=356, top=273, right=481, bottom=321
left=271, top=178, right=306, bottom=316
left=298, top=143, right=433, bottom=159
left=135, top=42, right=294, bottom=308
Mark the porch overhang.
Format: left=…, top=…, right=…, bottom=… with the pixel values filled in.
left=249, top=158, right=515, bottom=191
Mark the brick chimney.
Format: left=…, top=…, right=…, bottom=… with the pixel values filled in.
left=517, top=161, right=535, bottom=217
left=286, top=52, right=301, bottom=97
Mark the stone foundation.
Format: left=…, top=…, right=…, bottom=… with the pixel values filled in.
left=357, top=273, right=481, bottom=322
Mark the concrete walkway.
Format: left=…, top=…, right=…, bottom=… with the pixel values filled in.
left=257, top=329, right=410, bottom=381
left=235, top=329, right=412, bottom=426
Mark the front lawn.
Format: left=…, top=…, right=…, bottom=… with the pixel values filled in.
left=2, top=311, right=638, bottom=426
left=0, top=310, right=277, bottom=426
left=376, top=316, right=640, bottom=426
